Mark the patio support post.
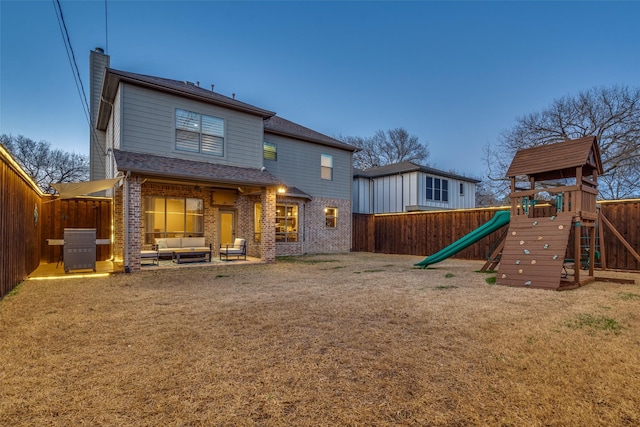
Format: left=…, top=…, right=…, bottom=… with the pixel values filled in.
left=261, top=187, right=276, bottom=263
left=127, top=175, right=143, bottom=271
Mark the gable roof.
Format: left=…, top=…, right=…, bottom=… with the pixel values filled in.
left=97, top=69, right=357, bottom=153
left=97, top=68, right=275, bottom=130
left=506, top=136, right=603, bottom=180
left=113, top=149, right=281, bottom=187
left=264, top=116, right=357, bottom=152
left=354, top=161, right=480, bottom=183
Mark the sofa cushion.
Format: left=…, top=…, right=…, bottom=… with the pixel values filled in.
left=182, top=237, right=206, bottom=248
left=165, top=238, right=182, bottom=248
left=155, top=238, right=168, bottom=249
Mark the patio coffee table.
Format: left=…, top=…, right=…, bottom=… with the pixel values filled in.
left=172, top=249, right=212, bottom=264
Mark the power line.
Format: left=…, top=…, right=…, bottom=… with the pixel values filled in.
left=52, top=0, right=107, bottom=169
left=105, top=0, right=109, bottom=54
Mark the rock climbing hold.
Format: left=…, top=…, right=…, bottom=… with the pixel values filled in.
left=537, top=236, right=543, bottom=240
left=550, top=215, right=556, bottom=221
left=515, top=260, right=520, bottom=265
left=531, top=260, right=537, bottom=264
left=502, top=274, right=507, bottom=279
left=543, top=244, right=549, bottom=249
left=518, top=269, right=523, bottom=274
left=524, top=249, right=530, bottom=254
left=552, top=255, right=558, bottom=260
left=524, top=281, right=532, bottom=286
left=520, top=240, right=525, bottom=245
left=512, top=231, right=517, bottom=235
left=559, top=225, right=564, bottom=230
left=532, top=221, right=538, bottom=226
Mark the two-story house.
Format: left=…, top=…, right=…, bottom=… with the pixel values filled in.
left=353, top=161, right=479, bottom=214
left=89, top=48, right=356, bottom=271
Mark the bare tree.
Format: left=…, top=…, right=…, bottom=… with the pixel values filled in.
left=486, top=85, right=640, bottom=200
left=1, top=134, right=89, bottom=194
left=339, top=127, right=429, bottom=170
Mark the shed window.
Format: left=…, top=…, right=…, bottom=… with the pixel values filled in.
left=426, top=176, right=449, bottom=202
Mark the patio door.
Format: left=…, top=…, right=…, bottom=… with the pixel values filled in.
left=219, top=210, right=236, bottom=245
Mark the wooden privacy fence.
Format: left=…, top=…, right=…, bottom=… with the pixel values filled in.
left=1, top=144, right=113, bottom=299
left=353, top=200, right=640, bottom=271
left=1, top=146, right=42, bottom=299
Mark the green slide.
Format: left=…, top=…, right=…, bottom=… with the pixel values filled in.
left=414, top=210, right=510, bottom=269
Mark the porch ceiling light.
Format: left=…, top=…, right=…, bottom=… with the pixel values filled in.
left=277, top=187, right=286, bottom=194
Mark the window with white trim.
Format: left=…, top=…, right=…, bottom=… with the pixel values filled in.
left=176, top=109, right=224, bottom=156
left=426, top=176, right=449, bottom=202
left=325, top=207, right=337, bottom=228
left=321, top=154, right=333, bottom=180
left=264, top=141, right=277, bottom=161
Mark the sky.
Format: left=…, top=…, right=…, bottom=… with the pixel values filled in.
left=1, top=1, right=639, bottom=180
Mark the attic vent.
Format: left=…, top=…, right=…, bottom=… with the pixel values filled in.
left=184, top=81, right=195, bottom=86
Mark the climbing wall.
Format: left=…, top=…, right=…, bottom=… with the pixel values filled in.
left=497, top=213, right=573, bottom=290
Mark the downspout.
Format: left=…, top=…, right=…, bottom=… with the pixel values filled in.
left=400, top=172, right=404, bottom=212
left=124, top=171, right=131, bottom=273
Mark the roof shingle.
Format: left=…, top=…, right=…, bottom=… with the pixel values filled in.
left=506, top=136, right=603, bottom=179
left=354, top=161, right=480, bottom=183
left=113, top=150, right=281, bottom=186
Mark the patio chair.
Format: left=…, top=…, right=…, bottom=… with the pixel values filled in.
left=219, top=238, right=246, bottom=261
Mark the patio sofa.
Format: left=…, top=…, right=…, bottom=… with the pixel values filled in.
left=140, top=237, right=212, bottom=263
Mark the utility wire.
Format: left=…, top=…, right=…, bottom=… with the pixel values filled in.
left=105, top=0, right=109, bottom=54
left=52, top=0, right=107, bottom=168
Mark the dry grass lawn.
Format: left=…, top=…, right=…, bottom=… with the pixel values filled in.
left=1, top=252, right=640, bottom=426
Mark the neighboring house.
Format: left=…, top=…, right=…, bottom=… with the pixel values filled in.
left=353, top=161, right=480, bottom=214
left=89, top=48, right=356, bottom=271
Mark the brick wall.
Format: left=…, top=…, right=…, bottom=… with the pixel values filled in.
left=113, top=185, right=124, bottom=264
left=304, top=197, right=352, bottom=254
left=127, top=176, right=142, bottom=271
left=236, top=194, right=257, bottom=257
left=261, top=188, right=276, bottom=262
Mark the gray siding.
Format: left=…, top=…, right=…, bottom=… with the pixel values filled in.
left=119, top=84, right=264, bottom=169
left=353, top=177, right=374, bottom=214
left=264, top=133, right=352, bottom=200
left=353, top=171, right=477, bottom=214
left=106, top=90, right=122, bottom=179
left=89, top=50, right=109, bottom=182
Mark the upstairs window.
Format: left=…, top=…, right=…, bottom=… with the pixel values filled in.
left=321, top=154, right=333, bottom=180
left=426, top=176, right=449, bottom=202
left=264, top=141, right=277, bottom=161
left=460, top=183, right=464, bottom=196
left=176, top=109, right=224, bottom=156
